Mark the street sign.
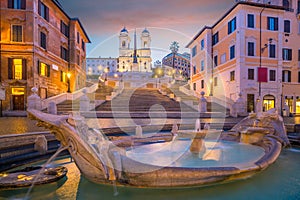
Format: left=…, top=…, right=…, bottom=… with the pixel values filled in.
left=0, top=89, right=5, bottom=100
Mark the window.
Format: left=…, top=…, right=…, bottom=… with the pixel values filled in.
left=230, top=45, right=235, bottom=59
left=282, top=70, right=291, bottom=82
left=201, top=60, right=204, bottom=71
left=8, top=0, right=26, bottom=9
left=81, top=39, right=85, bottom=51
left=221, top=53, right=226, bottom=64
left=230, top=71, right=235, bottom=81
left=267, top=17, right=278, bottom=31
left=298, top=49, right=300, bottom=61
left=298, top=0, right=300, bottom=13
left=269, top=44, right=276, bottom=58
left=201, top=80, right=204, bottom=89
left=214, top=55, right=218, bottom=67
left=8, top=58, right=26, bottom=80
left=200, top=39, right=204, bottom=50
left=11, top=25, right=22, bottom=42
left=248, top=69, right=254, bottom=80
left=298, top=22, right=300, bottom=34
left=40, top=32, right=47, bottom=49
left=247, top=14, right=254, bottom=28
left=77, top=32, right=80, bottom=44
left=228, top=17, right=236, bottom=34
left=193, top=66, right=196, bottom=75
left=193, top=83, right=196, bottom=91
left=214, top=77, right=218, bottom=86
left=212, top=32, right=219, bottom=46
left=38, top=0, right=49, bottom=21
left=284, top=20, right=291, bottom=33
left=61, top=21, right=69, bottom=37
left=298, top=71, right=300, bottom=83
left=61, top=46, right=69, bottom=61
left=247, top=42, right=255, bottom=56
left=269, top=70, right=276, bottom=81
left=283, top=48, right=292, bottom=61
left=77, top=54, right=80, bottom=65
left=192, top=46, right=197, bottom=57
left=38, top=62, right=50, bottom=77
left=61, top=71, right=67, bottom=83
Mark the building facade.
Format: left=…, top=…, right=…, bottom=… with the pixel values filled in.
left=118, top=27, right=152, bottom=72
left=187, top=0, right=300, bottom=115
left=86, top=57, right=118, bottom=76
left=0, top=0, right=90, bottom=111
left=162, top=52, right=191, bottom=78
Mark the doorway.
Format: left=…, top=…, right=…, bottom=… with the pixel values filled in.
left=263, top=95, right=275, bottom=111
left=247, top=94, right=255, bottom=112
left=12, top=87, right=25, bottom=110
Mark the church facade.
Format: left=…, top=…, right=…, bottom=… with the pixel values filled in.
left=118, top=27, right=152, bottom=73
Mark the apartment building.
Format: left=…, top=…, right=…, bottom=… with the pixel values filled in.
left=86, top=57, right=118, bottom=76
left=162, top=52, right=191, bottom=78
left=0, top=0, right=90, bottom=111
left=187, top=0, right=300, bottom=114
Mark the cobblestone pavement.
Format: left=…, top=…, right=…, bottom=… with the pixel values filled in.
left=0, top=116, right=299, bottom=136
left=0, top=117, right=47, bottom=135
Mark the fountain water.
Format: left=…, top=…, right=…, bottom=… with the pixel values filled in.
left=24, top=145, right=69, bottom=199
left=135, top=125, right=143, bottom=138
left=195, top=119, right=201, bottom=131
left=27, top=109, right=290, bottom=188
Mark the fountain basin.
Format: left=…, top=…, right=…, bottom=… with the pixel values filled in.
left=0, top=166, right=67, bottom=188
left=27, top=109, right=289, bottom=188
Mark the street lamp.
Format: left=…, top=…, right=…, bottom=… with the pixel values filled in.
left=209, top=78, right=213, bottom=96
left=67, top=72, right=71, bottom=93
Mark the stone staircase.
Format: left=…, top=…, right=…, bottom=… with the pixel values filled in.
left=167, top=83, right=230, bottom=114
left=55, top=83, right=114, bottom=114
left=95, top=88, right=197, bottom=113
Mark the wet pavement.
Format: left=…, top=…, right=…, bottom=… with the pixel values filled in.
left=0, top=117, right=47, bottom=135
left=0, top=116, right=299, bottom=136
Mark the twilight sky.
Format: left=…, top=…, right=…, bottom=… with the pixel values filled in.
left=58, top=0, right=234, bottom=62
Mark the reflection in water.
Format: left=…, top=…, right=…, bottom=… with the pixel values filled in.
left=1, top=148, right=300, bottom=200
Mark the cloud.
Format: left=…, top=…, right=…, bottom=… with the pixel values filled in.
left=59, top=0, right=233, bottom=35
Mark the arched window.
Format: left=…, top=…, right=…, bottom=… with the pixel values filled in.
left=283, top=0, right=290, bottom=10
left=122, top=41, right=126, bottom=47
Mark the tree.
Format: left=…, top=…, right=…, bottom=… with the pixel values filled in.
left=170, top=41, right=179, bottom=54
left=170, top=41, right=179, bottom=77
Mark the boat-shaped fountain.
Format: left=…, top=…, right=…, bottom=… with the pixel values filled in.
left=27, top=109, right=290, bottom=188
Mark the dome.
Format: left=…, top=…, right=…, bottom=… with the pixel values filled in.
left=120, top=27, right=128, bottom=33
left=142, top=28, right=150, bottom=35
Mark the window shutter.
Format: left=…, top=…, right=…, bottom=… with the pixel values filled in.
left=228, top=22, right=230, bottom=34
left=8, top=0, right=13, bottom=8
left=37, top=60, right=40, bottom=75
left=21, top=0, right=26, bottom=9
left=60, top=71, right=63, bottom=82
left=38, top=0, right=41, bottom=15
left=22, top=59, right=27, bottom=80
left=289, top=49, right=292, bottom=60
left=274, top=18, right=278, bottom=31
left=8, top=58, right=13, bottom=79
left=45, top=6, right=49, bottom=21
left=288, top=71, right=291, bottom=82
left=267, top=17, right=270, bottom=30
left=47, top=64, right=50, bottom=77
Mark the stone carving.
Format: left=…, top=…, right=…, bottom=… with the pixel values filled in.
left=198, top=91, right=207, bottom=113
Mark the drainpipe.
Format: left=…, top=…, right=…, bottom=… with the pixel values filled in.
left=258, top=5, right=266, bottom=112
